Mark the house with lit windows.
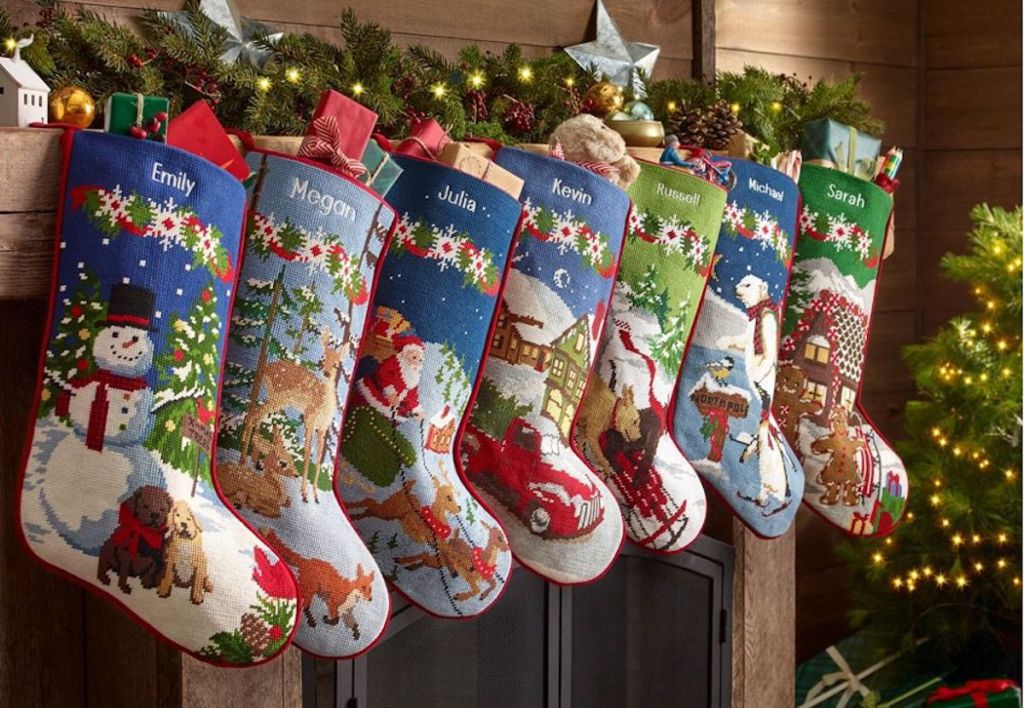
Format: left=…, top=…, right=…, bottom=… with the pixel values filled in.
left=541, top=316, right=591, bottom=439
left=780, top=289, right=868, bottom=428
left=489, top=301, right=551, bottom=370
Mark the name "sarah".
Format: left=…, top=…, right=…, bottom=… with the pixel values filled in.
left=438, top=184, right=477, bottom=212
left=552, top=178, right=592, bottom=205
left=827, top=183, right=865, bottom=209
left=290, top=178, right=357, bottom=220
left=657, top=182, right=700, bottom=205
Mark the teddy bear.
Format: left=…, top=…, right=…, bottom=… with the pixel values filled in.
left=548, top=114, right=640, bottom=189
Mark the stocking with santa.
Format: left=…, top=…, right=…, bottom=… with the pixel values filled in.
left=17, top=129, right=299, bottom=666
left=337, top=155, right=521, bottom=618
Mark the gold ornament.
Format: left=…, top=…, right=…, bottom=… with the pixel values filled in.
left=49, top=86, right=96, bottom=129
left=585, top=81, right=624, bottom=117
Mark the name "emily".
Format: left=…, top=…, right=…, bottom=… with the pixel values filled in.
left=151, top=162, right=194, bottom=198
left=290, top=178, right=357, bottom=220
left=552, top=178, right=592, bottom=205
left=827, top=183, right=866, bottom=209
left=438, top=184, right=477, bottom=212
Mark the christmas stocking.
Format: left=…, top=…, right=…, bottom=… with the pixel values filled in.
left=216, top=149, right=395, bottom=658
left=577, top=161, right=725, bottom=553
left=17, top=130, right=300, bottom=666
left=673, top=158, right=806, bottom=538
left=774, top=164, right=908, bottom=536
left=462, top=147, right=627, bottom=584
left=337, top=155, right=519, bottom=617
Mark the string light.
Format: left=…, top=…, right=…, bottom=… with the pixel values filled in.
left=256, top=77, right=272, bottom=92
left=1014, top=577, right=1021, bottom=587
left=563, top=76, right=575, bottom=87
left=974, top=561, right=984, bottom=572
left=518, top=65, right=533, bottom=82
left=997, top=559, right=1008, bottom=569
left=935, top=574, right=948, bottom=587
left=667, top=100, right=678, bottom=112
left=872, top=552, right=884, bottom=565
left=1006, top=469, right=1017, bottom=481
left=909, top=570, right=920, bottom=581
left=469, top=72, right=485, bottom=89
left=929, top=493, right=941, bottom=506
left=770, top=100, right=783, bottom=112
left=972, top=533, right=982, bottom=544
left=955, top=576, right=968, bottom=588
left=892, top=577, right=904, bottom=589
left=952, top=534, right=964, bottom=547
left=998, top=533, right=1009, bottom=544
left=431, top=82, right=447, bottom=99
left=885, top=537, right=894, bottom=545
left=730, top=102, right=741, bottom=113
left=922, top=566, right=933, bottom=577
left=285, top=67, right=301, bottom=83
left=351, top=82, right=365, bottom=96
left=3, top=37, right=15, bottom=53
left=941, top=518, right=951, bottom=528
left=996, top=339, right=1009, bottom=351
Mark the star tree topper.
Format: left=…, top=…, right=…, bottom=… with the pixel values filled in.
left=564, top=0, right=660, bottom=97
left=163, top=0, right=282, bottom=69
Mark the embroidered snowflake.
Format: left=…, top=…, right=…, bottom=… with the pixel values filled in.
left=855, top=229, right=872, bottom=259
left=659, top=218, right=688, bottom=255
left=799, top=207, right=819, bottom=233
left=251, top=212, right=279, bottom=246
left=149, top=198, right=186, bottom=251
left=581, top=227, right=605, bottom=265
left=521, top=198, right=541, bottom=233
left=96, top=186, right=132, bottom=224
left=467, top=248, right=489, bottom=283
left=827, top=214, right=854, bottom=247
left=685, top=233, right=707, bottom=270
left=551, top=209, right=579, bottom=253
left=628, top=209, right=643, bottom=236
left=195, top=222, right=219, bottom=262
left=723, top=201, right=741, bottom=227
left=429, top=225, right=464, bottom=271
left=396, top=213, right=416, bottom=247
left=754, top=211, right=776, bottom=249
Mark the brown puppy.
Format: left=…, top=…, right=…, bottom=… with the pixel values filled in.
left=98, top=485, right=173, bottom=595
left=157, top=500, right=214, bottom=605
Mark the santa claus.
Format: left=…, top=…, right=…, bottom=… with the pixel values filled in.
left=353, top=334, right=426, bottom=422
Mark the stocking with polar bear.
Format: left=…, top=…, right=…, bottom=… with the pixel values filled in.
left=337, top=155, right=519, bottom=618
left=773, top=164, right=908, bottom=536
left=672, top=158, right=805, bottom=538
left=217, top=148, right=396, bottom=659
left=576, top=161, right=726, bottom=553
left=463, top=147, right=628, bottom=585
left=18, top=129, right=299, bottom=666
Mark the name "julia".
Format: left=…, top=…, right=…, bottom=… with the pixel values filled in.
left=438, top=184, right=477, bottom=212
left=827, top=183, right=866, bottom=209
left=552, top=178, right=592, bottom=205
left=151, top=162, right=195, bottom=198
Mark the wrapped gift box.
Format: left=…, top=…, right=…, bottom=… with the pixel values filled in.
left=305, top=90, right=377, bottom=162
left=801, top=118, right=882, bottom=180
left=103, top=92, right=169, bottom=142
left=167, top=101, right=250, bottom=183
left=395, top=119, right=450, bottom=160
left=927, top=680, right=1021, bottom=707
left=437, top=142, right=524, bottom=199
left=358, top=139, right=403, bottom=196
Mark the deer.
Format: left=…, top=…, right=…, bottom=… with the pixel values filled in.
left=219, top=426, right=300, bottom=518
left=347, top=466, right=462, bottom=549
left=240, top=331, right=348, bottom=504
left=396, top=524, right=508, bottom=602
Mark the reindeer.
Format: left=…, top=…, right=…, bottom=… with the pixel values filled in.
left=396, top=525, right=508, bottom=602
left=240, top=331, right=348, bottom=503
left=219, top=426, right=300, bottom=517
left=347, top=471, right=462, bottom=548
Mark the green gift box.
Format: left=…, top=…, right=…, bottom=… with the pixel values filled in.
left=358, top=140, right=403, bottom=196
left=103, top=92, right=170, bottom=142
left=926, top=680, right=1021, bottom=707
left=801, top=118, right=882, bottom=181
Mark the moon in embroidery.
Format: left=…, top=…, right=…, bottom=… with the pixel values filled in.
left=553, top=269, right=570, bottom=289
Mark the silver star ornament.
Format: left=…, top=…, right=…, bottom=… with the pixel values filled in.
left=564, top=0, right=660, bottom=97
left=163, top=0, right=282, bottom=69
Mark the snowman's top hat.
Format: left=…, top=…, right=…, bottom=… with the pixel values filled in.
left=103, top=283, right=158, bottom=332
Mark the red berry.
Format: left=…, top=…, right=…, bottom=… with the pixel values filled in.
left=269, top=626, right=283, bottom=640
left=70, top=304, right=83, bottom=318
left=201, top=289, right=211, bottom=302
left=155, top=111, right=168, bottom=122
left=128, top=54, right=143, bottom=68
left=173, top=349, right=184, bottom=362
left=76, top=358, right=89, bottom=371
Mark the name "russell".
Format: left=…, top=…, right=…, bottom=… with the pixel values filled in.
left=290, top=178, right=357, bottom=220
left=151, top=162, right=195, bottom=198
left=657, top=182, right=700, bottom=205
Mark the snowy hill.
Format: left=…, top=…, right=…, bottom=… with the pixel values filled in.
left=795, top=257, right=874, bottom=311
left=690, top=289, right=746, bottom=349
left=504, top=270, right=577, bottom=346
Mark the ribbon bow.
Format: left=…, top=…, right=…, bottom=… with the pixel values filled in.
left=298, top=116, right=368, bottom=178
left=928, top=679, right=1018, bottom=707
left=549, top=139, right=620, bottom=181
left=110, top=501, right=166, bottom=557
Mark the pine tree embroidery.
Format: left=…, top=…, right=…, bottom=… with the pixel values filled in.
left=390, top=214, right=501, bottom=295
left=40, top=270, right=106, bottom=418
left=147, top=282, right=220, bottom=488
left=721, top=200, right=792, bottom=263
left=649, top=297, right=692, bottom=373
left=72, top=186, right=234, bottom=281
left=521, top=199, right=616, bottom=277
left=627, top=208, right=712, bottom=275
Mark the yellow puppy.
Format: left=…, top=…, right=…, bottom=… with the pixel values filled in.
left=157, top=500, right=214, bottom=605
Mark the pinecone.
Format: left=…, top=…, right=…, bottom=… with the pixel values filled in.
left=239, top=612, right=272, bottom=657
left=702, top=99, right=742, bottom=150
left=504, top=100, right=536, bottom=136
left=665, top=102, right=707, bottom=147
left=464, top=89, right=489, bottom=122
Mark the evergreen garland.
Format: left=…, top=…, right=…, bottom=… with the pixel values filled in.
left=3, top=1, right=882, bottom=150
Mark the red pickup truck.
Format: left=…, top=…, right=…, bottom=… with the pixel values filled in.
left=462, top=418, right=605, bottom=539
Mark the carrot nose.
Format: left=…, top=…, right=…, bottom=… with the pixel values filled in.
left=121, top=340, right=134, bottom=349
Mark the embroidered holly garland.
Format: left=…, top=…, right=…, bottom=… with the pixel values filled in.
left=390, top=213, right=501, bottom=295
left=798, top=206, right=880, bottom=268
left=72, top=186, right=234, bottom=281
left=521, top=198, right=616, bottom=278
left=626, top=209, right=712, bottom=276
left=721, top=201, right=792, bottom=263
left=247, top=211, right=369, bottom=304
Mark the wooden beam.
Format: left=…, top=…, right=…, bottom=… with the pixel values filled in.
left=692, top=0, right=716, bottom=83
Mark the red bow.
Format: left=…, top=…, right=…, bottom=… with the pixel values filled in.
left=928, top=679, right=1017, bottom=707
left=549, top=140, right=620, bottom=181
left=298, top=116, right=368, bottom=178
left=109, top=501, right=165, bottom=557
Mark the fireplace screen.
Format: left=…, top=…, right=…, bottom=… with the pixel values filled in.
left=304, top=537, right=733, bottom=708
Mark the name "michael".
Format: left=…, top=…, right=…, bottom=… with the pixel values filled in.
left=657, top=182, right=700, bottom=205
left=748, top=177, right=784, bottom=202
left=552, top=178, right=592, bottom=205
left=151, top=162, right=194, bottom=198
left=827, top=183, right=866, bottom=209
left=290, top=178, right=357, bottom=220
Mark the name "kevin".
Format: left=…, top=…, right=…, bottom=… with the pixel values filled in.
left=656, top=182, right=700, bottom=205
left=748, top=177, right=784, bottom=202
left=827, top=183, right=866, bottom=209
left=290, top=178, right=357, bottom=220
left=151, top=162, right=194, bottom=198
left=552, top=178, right=592, bottom=205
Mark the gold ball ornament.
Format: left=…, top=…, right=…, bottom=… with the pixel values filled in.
left=49, top=86, right=96, bottom=129
left=585, top=81, right=624, bottom=117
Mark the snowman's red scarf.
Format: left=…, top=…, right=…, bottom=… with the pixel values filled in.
left=55, top=369, right=149, bottom=452
left=746, top=299, right=777, bottom=356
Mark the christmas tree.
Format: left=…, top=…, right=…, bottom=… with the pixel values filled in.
left=147, top=282, right=220, bottom=488
left=839, top=204, right=1022, bottom=671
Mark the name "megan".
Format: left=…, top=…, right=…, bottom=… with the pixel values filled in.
left=827, top=183, right=866, bottom=209
left=290, top=178, right=357, bottom=220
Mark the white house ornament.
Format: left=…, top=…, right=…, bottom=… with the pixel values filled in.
left=0, top=35, right=50, bottom=128
left=564, top=0, right=660, bottom=97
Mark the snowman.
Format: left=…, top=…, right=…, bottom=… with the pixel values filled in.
left=38, top=283, right=165, bottom=555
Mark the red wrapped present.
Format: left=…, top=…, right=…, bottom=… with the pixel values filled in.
left=167, top=101, right=250, bottom=183
left=927, top=679, right=1020, bottom=707
left=297, top=90, right=377, bottom=176
left=395, top=119, right=451, bottom=160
